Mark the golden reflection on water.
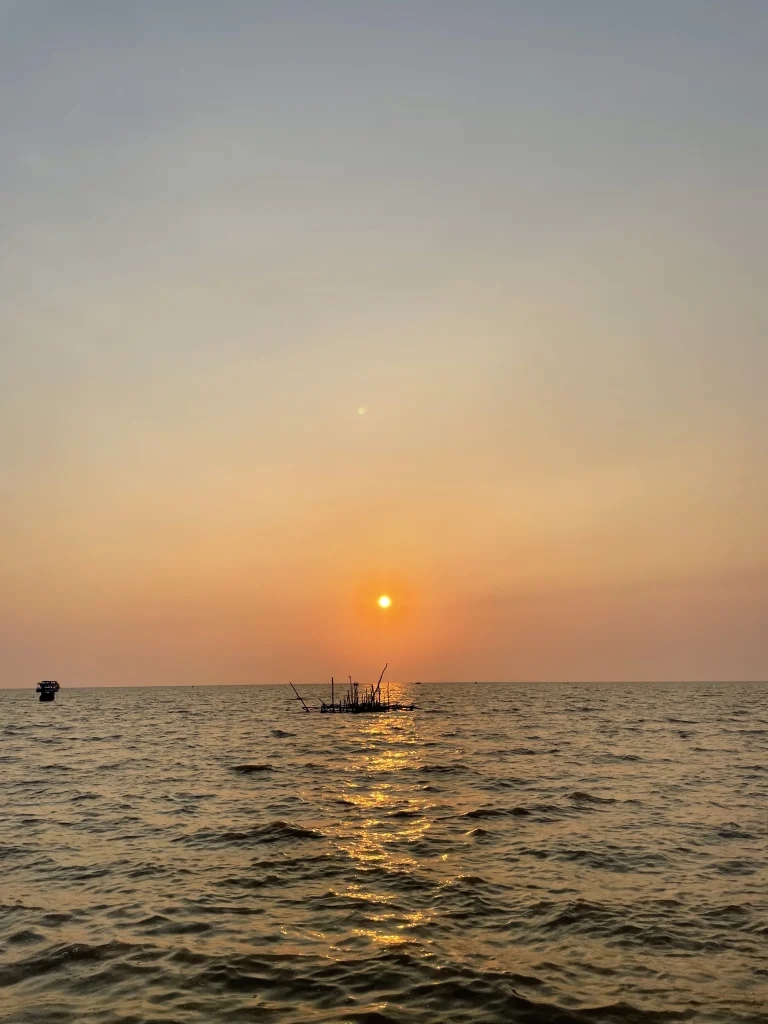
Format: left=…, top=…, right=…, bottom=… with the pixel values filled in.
left=327, top=710, right=437, bottom=944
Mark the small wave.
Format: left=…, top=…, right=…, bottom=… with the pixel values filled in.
left=230, top=763, right=275, bottom=774
left=0, top=940, right=139, bottom=987
left=440, top=873, right=489, bottom=887
left=715, top=823, right=755, bottom=840
left=218, top=871, right=283, bottom=890
left=7, top=929, right=45, bottom=945
left=40, top=912, right=76, bottom=926
left=0, top=844, right=27, bottom=861
left=529, top=898, right=618, bottom=934
left=555, top=847, right=669, bottom=872
left=136, top=915, right=214, bottom=936
left=716, top=859, right=760, bottom=876
left=179, top=820, right=324, bottom=848
left=270, top=728, right=295, bottom=738
left=702, top=903, right=752, bottom=921
left=345, top=1014, right=405, bottom=1024
left=493, top=777, right=534, bottom=789
left=463, top=807, right=508, bottom=819
left=463, top=806, right=532, bottom=819
left=569, top=791, right=616, bottom=804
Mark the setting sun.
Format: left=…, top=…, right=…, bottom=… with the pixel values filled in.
left=377, top=595, right=391, bottom=609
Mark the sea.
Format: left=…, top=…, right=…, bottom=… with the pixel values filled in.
left=1, top=682, right=766, bottom=1024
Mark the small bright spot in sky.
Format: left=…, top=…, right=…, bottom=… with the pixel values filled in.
left=357, top=406, right=366, bottom=415
left=377, top=595, right=391, bottom=609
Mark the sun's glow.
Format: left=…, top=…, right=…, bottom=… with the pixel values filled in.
left=377, top=595, right=391, bottom=609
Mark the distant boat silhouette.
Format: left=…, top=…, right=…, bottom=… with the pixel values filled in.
left=36, top=680, right=60, bottom=703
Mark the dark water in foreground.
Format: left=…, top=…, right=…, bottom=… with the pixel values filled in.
left=1, top=682, right=767, bottom=1024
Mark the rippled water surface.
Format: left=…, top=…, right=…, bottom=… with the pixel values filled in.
left=1, top=682, right=767, bottom=1024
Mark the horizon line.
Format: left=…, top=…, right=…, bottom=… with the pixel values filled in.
left=1, top=678, right=766, bottom=691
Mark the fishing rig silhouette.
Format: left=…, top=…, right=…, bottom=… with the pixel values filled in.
left=289, top=664, right=415, bottom=713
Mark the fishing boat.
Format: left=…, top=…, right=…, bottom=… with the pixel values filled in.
left=289, top=664, right=415, bottom=714
left=36, top=680, right=60, bottom=703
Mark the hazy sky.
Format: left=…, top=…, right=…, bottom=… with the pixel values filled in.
left=2, top=2, right=766, bottom=686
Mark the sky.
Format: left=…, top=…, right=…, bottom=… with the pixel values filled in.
left=1, top=1, right=767, bottom=686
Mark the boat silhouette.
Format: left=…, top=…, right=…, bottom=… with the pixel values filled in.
left=36, top=680, right=60, bottom=703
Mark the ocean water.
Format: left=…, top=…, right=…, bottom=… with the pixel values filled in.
left=1, top=681, right=766, bottom=1024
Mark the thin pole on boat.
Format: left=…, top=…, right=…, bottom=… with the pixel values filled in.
left=375, top=662, right=388, bottom=700
left=289, top=682, right=310, bottom=712
left=331, top=676, right=334, bottom=711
